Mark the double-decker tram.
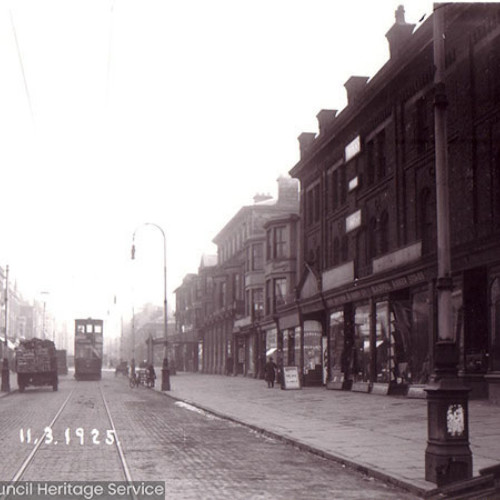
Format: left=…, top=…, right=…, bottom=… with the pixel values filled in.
left=74, top=318, right=103, bottom=380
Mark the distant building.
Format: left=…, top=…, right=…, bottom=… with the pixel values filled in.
left=175, top=177, right=299, bottom=376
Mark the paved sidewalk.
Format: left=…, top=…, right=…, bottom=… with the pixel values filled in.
left=153, top=371, right=500, bottom=497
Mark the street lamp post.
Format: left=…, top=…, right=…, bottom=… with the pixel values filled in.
left=1, top=265, right=9, bottom=392
left=131, top=223, right=170, bottom=391
left=424, top=3, right=472, bottom=486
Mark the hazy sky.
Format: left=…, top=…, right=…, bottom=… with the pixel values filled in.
left=0, top=0, right=438, bottom=334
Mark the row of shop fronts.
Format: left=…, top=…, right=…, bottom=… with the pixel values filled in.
left=233, top=253, right=500, bottom=401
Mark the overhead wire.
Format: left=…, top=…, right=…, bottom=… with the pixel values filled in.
left=9, top=9, right=35, bottom=126
left=106, top=0, right=115, bottom=108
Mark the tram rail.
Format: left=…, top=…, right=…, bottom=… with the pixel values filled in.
left=0, top=384, right=138, bottom=500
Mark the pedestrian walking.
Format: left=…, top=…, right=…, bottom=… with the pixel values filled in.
left=147, top=364, right=156, bottom=388
left=264, top=357, right=277, bottom=388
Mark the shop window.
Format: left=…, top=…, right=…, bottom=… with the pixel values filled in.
left=353, top=305, right=371, bottom=383
left=375, top=302, right=391, bottom=383
left=285, top=329, right=296, bottom=366
left=329, top=310, right=345, bottom=384
left=463, top=267, right=488, bottom=373
left=389, top=299, right=412, bottom=384
left=303, top=320, right=323, bottom=384
left=490, top=278, right=500, bottom=372
left=411, top=291, right=431, bottom=384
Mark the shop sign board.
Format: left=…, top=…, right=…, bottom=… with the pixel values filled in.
left=282, top=366, right=301, bottom=390
left=345, top=210, right=362, bottom=233
left=345, top=135, right=361, bottom=162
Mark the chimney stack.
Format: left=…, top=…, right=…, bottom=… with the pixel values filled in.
left=316, top=109, right=338, bottom=135
left=385, top=5, right=415, bottom=59
left=344, top=76, right=369, bottom=106
left=297, top=132, right=316, bottom=158
left=277, top=176, right=299, bottom=208
left=253, top=193, right=273, bottom=204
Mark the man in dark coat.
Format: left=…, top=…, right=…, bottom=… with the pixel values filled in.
left=264, top=357, right=277, bottom=388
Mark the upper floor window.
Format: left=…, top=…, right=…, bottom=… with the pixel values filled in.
left=233, top=274, right=242, bottom=301
left=416, top=97, right=430, bottom=153
left=219, top=281, right=226, bottom=309
left=332, top=170, right=338, bottom=209
left=340, top=165, right=347, bottom=205
left=366, top=129, right=386, bottom=185
left=306, top=184, right=321, bottom=224
left=377, top=130, right=386, bottom=179
left=419, top=188, right=434, bottom=254
left=273, top=227, right=286, bottom=259
left=379, top=211, right=389, bottom=255
left=273, top=277, right=287, bottom=312
left=250, top=242, right=263, bottom=271
left=252, top=288, right=264, bottom=321
left=267, top=226, right=287, bottom=260
left=368, top=217, right=378, bottom=259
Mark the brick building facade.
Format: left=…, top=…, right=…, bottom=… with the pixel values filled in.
left=289, top=3, right=500, bottom=400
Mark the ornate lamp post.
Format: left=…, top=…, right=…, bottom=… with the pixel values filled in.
left=131, top=223, right=170, bottom=391
left=1, top=265, right=9, bottom=392
left=424, top=3, right=472, bottom=486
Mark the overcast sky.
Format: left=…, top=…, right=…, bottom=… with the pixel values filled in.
left=0, top=0, right=440, bottom=336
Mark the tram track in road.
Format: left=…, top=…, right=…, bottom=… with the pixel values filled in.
left=1, top=382, right=139, bottom=500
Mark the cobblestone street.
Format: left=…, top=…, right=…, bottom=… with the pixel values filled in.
left=0, top=371, right=418, bottom=499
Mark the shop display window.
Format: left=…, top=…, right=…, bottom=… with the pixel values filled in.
left=389, top=300, right=412, bottom=384
left=353, top=305, right=370, bottom=382
left=329, top=310, right=345, bottom=383
left=376, top=301, right=391, bottom=382
left=303, top=321, right=322, bottom=379
left=411, top=290, right=431, bottom=384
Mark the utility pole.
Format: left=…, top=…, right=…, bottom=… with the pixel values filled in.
left=1, top=265, right=10, bottom=392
